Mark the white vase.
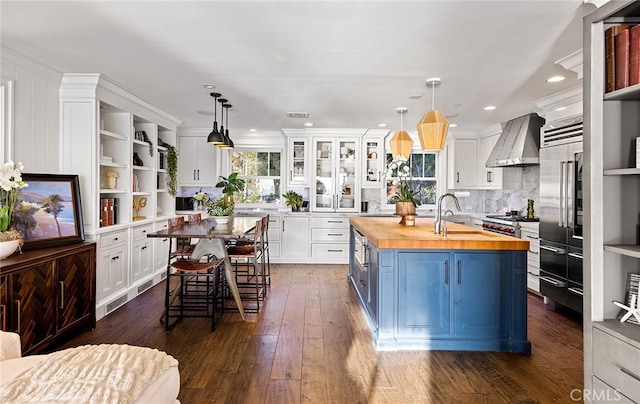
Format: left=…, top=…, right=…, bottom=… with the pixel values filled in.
left=213, top=216, right=231, bottom=225
left=0, top=239, right=20, bottom=260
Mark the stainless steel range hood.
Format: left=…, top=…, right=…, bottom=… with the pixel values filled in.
left=486, top=113, right=545, bottom=167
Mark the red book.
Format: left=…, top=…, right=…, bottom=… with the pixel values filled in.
left=630, top=25, right=640, bottom=86
left=615, top=27, right=631, bottom=90
left=100, top=198, right=109, bottom=227
left=606, top=25, right=629, bottom=93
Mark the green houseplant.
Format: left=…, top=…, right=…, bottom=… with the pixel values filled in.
left=282, top=190, right=303, bottom=212
left=166, top=145, right=178, bottom=197
left=216, top=172, right=245, bottom=206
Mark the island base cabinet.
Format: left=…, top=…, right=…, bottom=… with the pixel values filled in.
left=353, top=246, right=530, bottom=352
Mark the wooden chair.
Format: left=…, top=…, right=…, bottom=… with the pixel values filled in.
left=226, top=219, right=266, bottom=312
left=168, top=216, right=194, bottom=259
left=261, top=215, right=271, bottom=289
left=164, top=241, right=225, bottom=331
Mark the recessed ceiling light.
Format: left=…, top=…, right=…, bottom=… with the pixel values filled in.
left=409, top=93, right=423, bottom=100
left=483, top=105, right=496, bottom=111
left=546, top=75, right=566, bottom=83
left=450, top=123, right=458, bottom=128
left=378, top=123, right=388, bottom=128
left=203, top=84, right=216, bottom=89
left=237, top=116, right=244, bottom=120
left=304, top=122, right=314, bottom=127
left=452, top=103, right=462, bottom=108
left=197, top=110, right=214, bottom=115
left=249, top=128, right=257, bottom=132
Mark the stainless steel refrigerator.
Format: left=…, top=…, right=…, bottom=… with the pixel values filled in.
left=538, top=117, right=583, bottom=314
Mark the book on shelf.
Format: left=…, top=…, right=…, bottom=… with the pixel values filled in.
left=606, top=24, right=630, bottom=93
left=630, top=25, right=640, bottom=86
left=615, top=26, right=631, bottom=90
left=620, top=272, right=640, bottom=326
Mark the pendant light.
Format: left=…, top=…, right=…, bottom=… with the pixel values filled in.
left=389, top=107, right=413, bottom=160
left=219, top=104, right=234, bottom=149
left=207, top=92, right=225, bottom=145
left=416, top=78, right=449, bottom=151
left=217, top=98, right=229, bottom=148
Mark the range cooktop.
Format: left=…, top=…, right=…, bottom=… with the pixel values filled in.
left=485, top=215, right=539, bottom=222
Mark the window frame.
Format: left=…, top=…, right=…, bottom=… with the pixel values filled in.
left=381, top=151, right=440, bottom=211
left=230, top=147, right=284, bottom=207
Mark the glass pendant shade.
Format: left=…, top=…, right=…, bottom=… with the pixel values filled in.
left=390, top=130, right=413, bottom=160
left=417, top=109, right=449, bottom=151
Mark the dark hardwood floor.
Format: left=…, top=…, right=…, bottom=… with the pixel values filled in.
left=63, top=264, right=584, bottom=403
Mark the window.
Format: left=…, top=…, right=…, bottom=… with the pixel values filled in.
left=231, top=150, right=282, bottom=204
left=385, top=152, right=437, bottom=207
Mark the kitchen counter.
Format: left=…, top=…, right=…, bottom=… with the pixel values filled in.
left=348, top=217, right=531, bottom=353
left=350, top=216, right=529, bottom=251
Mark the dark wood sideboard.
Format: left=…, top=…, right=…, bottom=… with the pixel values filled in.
left=0, top=242, right=96, bottom=355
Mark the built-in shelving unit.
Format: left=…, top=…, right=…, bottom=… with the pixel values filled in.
left=60, top=73, right=180, bottom=320
left=585, top=1, right=640, bottom=400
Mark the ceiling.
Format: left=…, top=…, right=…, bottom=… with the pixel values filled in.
left=1, top=1, right=596, bottom=137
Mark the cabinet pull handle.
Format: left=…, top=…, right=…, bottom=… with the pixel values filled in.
left=457, top=260, right=461, bottom=284
left=197, top=169, right=200, bottom=180
left=445, top=260, right=449, bottom=284
left=282, top=221, right=285, bottom=232
left=526, top=235, right=538, bottom=240
left=568, top=252, right=583, bottom=260
left=327, top=220, right=343, bottom=223
left=114, top=237, right=119, bottom=242
left=540, top=245, right=566, bottom=254
left=193, top=169, right=196, bottom=181
left=456, top=172, right=460, bottom=183
left=620, top=367, right=640, bottom=382
left=15, top=300, right=21, bottom=333
left=1, top=305, right=6, bottom=330
left=328, top=249, right=343, bottom=252
left=142, top=246, right=148, bottom=250
left=112, top=255, right=120, bottom=261
left=529, top=250, right=539, bottom=255
left=328, top=233, right=343, bottom=236
left=487, top=172, right=491, bottom=183
left=59, top=281, right=65, bottom=309
left=568, top=287, right=583, bottom=296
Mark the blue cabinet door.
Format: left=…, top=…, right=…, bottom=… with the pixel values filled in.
left=397, top=252, right=450, bottom=336
left=453, top=252, right=508, bottom=338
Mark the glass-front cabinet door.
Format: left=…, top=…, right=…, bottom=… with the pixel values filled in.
left=288, top=137, right=308, bottom=186
left=362, top=136, right=384, bottom=188
left=312, top=137, right=360, bottom=212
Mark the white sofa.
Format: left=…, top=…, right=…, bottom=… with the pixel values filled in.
left=0, top=331, right=180, bottom=403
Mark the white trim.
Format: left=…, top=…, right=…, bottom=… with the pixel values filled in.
left=0, top=78, right=14, bottom=161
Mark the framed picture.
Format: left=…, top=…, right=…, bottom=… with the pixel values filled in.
left=13, top=173, right=85, bottom=250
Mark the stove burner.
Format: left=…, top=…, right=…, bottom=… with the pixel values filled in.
left=485, top=215, right=539, bottom=222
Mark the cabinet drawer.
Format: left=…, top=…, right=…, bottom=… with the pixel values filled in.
left=268, top=227, right=281, bottom=242
left=592, top=376, right=635, bottom=404
left=527, top=273, right=540, bottom=293
left=311, top=228, right=349, bottom=242
left=593, top=327, right=640, bottom=403
left=132, top=224, right=154, bottom=240
left=311, top=243, right=349, bottom=258
left=99, top=230, right=128, bottom=248
left=310, top=217, right=349, bottom=228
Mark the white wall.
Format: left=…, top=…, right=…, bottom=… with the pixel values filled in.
left=1, top=45, right=62, bottom=172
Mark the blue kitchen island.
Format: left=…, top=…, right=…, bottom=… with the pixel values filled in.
left=350, top=216, right=531, bottom=352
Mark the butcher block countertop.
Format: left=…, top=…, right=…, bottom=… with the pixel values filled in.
left=350, top=217, right=529, bottom=250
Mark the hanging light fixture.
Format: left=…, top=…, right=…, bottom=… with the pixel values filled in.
left=389, top=107, right=413, bottom=160
left=207, top=92, right=225, bottom=145
left=216, top=98, right=230, bottom=148
left=219, top=104, right=234, bottom=149
left=416, top=78, right=449, bottom=151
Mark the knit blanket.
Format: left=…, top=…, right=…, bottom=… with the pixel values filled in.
left=0, top=344, right=178, bottom=404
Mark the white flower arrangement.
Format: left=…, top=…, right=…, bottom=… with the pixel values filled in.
left=0, top=160, right=28, bottom=238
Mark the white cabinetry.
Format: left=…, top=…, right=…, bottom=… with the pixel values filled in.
left=478, top=133, right=503, bottom=189
left=361, top=132, right=386, bottom=188
left=177, top=136, right=218, bottom=185
left=153, top=219, right=170, bottom=275
left=131, top=223, right=153, bottom=284
left=520, top=223, right=540, bottom=293
left=287, top=137, right=309, bottom=186
left=312, top=137, right=360, bottom=212
left=96, top=229, right=129, bottom=303
left=59, top=73, right=180, bottom=320
left=310, top=216, right=350, bottom=263
left=447, top=137, right=478, bottom=189
left=266, top=215, right=281, bottom=259
left=585, top=1, right=640, bottom=398
left=281, top=215, right=310, bottom=260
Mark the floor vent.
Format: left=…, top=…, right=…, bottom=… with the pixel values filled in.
left=106, top=294, right=128, bottom=314
left=137, top=279, right=153, bottom=294
left=160, top=272, right=167, bottom=280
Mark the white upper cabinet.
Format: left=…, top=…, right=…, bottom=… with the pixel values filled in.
left=361, top=131, right=387, bottom=188
left=287, top=137, right=309, bottom=186
left=177, top=136, right=218, bottom=185
left=447, top=137, right=478, bottom=189
left=312, top=137, right=361, bottom=212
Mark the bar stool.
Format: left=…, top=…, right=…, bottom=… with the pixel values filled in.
left=226, top=219, right=266, bottom=312
left=164, top=241, right=225, bottom=331
left=168, top=216, right=194, bottom=260
left=261, top=215, right=272, bottom=289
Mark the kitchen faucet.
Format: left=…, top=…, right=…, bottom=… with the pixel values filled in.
left=434, top=193, right=461, bottom=234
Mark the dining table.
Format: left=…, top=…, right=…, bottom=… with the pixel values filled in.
left=147, top=215, right=265, bottom=322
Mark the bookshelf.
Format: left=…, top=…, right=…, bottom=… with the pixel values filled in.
left=585, top=1, right=640, bottom=401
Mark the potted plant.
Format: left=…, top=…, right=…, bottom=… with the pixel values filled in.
left=216, top=172, right=245, bottom=206
left=0, top=160, right=27, bottom=259
left=206, top=197, right=234, bottom=224
left=191, top=189, right=209, bottom=210
left=282, top=190, right=303, bottom=212
left=386, top=158, right=421, bottom=218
